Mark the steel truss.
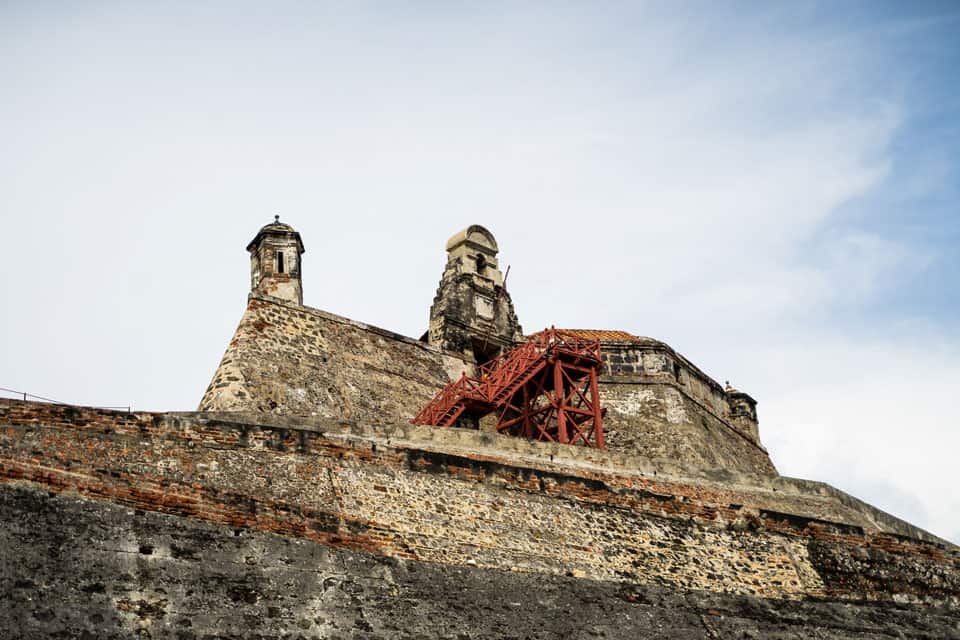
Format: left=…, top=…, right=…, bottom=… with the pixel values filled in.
left=412, top=328, right=605, bottom=448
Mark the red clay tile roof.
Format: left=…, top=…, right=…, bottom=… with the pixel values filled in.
left=528, top=329, right=640, bottom=341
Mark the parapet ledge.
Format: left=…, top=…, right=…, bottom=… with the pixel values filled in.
left=185, top=409, right=744, bottom=483
left=773, top=476, right=952, bottom=546
left=2, top=398, right=948, bottom=549
left=594, top=334, right=732, bottom=399
left=184, top=408, right=952, bottom=548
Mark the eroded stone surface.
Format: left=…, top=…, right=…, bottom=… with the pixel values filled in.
left=199, top=295, right=473, bottom=422
left=199, top=294, right=777, bottom=476
left=2, top=485, right=958, bottom=639
left=427, top=224, right=523, bottom=362
left=1, top=401, right=956, bottom=605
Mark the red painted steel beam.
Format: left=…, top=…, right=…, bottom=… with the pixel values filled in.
left=411, top=328, right=605, bottom=448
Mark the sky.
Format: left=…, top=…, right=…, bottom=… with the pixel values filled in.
left=1, top=2, right=958, bottom=543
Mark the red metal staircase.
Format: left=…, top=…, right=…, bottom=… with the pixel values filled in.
left=412, top=328, right=605, bottom=448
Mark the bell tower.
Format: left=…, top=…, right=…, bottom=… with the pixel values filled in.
left=247, top=216, right=305, bottom=304
left=428, top=225, right=523, bottom=363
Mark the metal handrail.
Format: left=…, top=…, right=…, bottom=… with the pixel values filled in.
left=0, top=386, right=131, bottom=412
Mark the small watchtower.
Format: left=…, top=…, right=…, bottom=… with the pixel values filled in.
left=725, top=382, right=761, bottom=445
left=247, top=216, right=305, bottom=304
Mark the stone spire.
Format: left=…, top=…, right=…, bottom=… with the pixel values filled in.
left=246, top=216, right=305, bottom=304
left=428, top=225, right=523, bottom=363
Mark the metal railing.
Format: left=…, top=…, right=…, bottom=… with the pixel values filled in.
left=0, top=386, right=131, bottom=412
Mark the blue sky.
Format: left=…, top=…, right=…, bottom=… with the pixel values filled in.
left=1, top=2, right=958, bottom=542
left=823, top=2, right=960, bottom=326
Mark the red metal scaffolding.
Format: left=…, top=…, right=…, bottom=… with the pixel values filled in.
left=412, top=328, right=605, bottom=448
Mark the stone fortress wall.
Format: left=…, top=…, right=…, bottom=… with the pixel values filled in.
left=200, top=294, right=777, bottom=477
left=592, top=334, right=774, bottom=476
left=199, top=294, right=473, bottom=422
left=200, top=222, right=777, bottom=477
left=4, top=219, right=959, bottom=638
left=598, top=337, right=752, bottom=440
left=2, top=399, right=958, bottom=638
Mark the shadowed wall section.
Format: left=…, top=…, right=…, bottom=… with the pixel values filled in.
left=4, top=484, right=958, bottom=639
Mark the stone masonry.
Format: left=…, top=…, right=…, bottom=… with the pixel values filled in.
left=198, top=294, right=473, bottom=423
left=202, top=222, right=775, bottom=476
left=247, top=216, right=305, bottom=305
left=1, top=400, right=958, bottom=638
left=585, top=331, right=774, bottom=476
left=427, top=225, right=524, bottom=363
left=2, top=219, right=958, bottom=638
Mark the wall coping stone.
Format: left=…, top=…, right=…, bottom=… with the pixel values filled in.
left=2, top=398, right=943, bottom=547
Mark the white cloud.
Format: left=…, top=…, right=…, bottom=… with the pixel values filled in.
left=756, top=336, right=960, bottom=543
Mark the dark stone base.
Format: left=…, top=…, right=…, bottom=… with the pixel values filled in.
left=1, top=484, right=957, bottom=639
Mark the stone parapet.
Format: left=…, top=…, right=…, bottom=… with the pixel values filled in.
left=597, top=338, right=761, bottom=445
left=1, top=399, right=955, bottom=608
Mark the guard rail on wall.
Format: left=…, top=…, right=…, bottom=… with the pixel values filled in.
left=0, top=386, right=131, bottom=413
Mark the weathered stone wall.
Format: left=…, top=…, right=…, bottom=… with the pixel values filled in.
left=1, top=399, right=956, bottom=620
left=255, top=272, right=302, bottom=305
left=4, top=484, right=958, bottom=639
left=199, top=296, right=776, bottom=476
left=199, top=294, right=472, bottom=421
left=601, top=381, right=775, bottom=476
left=595, top=338, right=775, bottom=476
left=599, top=339, right=758, bottom=442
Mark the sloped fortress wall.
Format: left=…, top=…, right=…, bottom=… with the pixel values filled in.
left=199, top=293, right=777, bottom=477
left=1, top=400, right=958, bottom=638
left=589, top=333, right=775, bottom=476
left=199, top=294, right=472, bottom=422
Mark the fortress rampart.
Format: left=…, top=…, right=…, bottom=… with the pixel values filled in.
left=199, top=294, right=473, bottom=420
left=4, top=220, right=958, bottom=638
left=2, top=399, right=958, bottom=637
left=592, top=335, right=770, bottom=473
left=199, top=294, right=777, bottom=477
left=3, top=401, right=957, bottom=584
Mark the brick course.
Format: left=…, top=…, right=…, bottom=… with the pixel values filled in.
left=2, top=400, right=956, bottom=609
